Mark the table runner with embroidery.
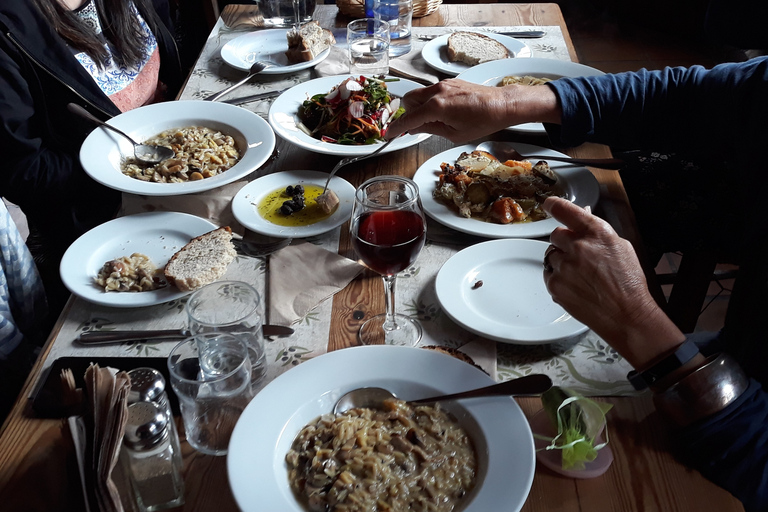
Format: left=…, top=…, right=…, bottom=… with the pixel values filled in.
left=35, top=17, right=640, bottom=399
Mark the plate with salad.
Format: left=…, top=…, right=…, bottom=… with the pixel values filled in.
left=268, top=75, right=431, bottom=156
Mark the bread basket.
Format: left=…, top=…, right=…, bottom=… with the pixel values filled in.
left=336, top=0, right=441, bottom=19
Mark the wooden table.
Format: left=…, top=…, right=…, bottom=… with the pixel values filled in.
left=0, top=4, right=743, bottom=512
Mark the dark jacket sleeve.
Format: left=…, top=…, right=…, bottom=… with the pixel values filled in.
left=544, top=57, right=768, bottom=160
left=543, top=59, right=768, bottom=510
left=675, top=380, right=768, bottom=512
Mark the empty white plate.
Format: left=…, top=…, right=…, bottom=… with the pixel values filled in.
left=436, top=239, right=588, bottom=344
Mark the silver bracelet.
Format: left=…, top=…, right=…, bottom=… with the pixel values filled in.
left=652, top=353, right=749, bottom=427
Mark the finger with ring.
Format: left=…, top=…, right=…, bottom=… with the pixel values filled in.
left=543, top=245, right=558, bottom=272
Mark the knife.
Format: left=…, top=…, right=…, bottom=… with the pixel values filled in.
left=221, top=89, right=288, bottom=105
left=75, top=324, right=294, bottom=345
left=418, top=30, right=546, bottom=41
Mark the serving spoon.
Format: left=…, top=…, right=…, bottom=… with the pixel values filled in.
left=68, top=103, right=174, bottom=165
left=333, top=373, right=552, bottom=414
left=476, top=141, right=624, bottom=169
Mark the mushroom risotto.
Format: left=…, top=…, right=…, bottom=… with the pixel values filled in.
left=121, top=126, right=241, bottom=183
left=95, top=253, right=166, bottom=292
left=285, top=399, right=477, bottom=512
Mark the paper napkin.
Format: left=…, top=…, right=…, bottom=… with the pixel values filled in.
left=268, top=242, right=364, bottom=326
left=74, top=364, right=131, bottom=512
left=120, top=181, right=248, bottom=235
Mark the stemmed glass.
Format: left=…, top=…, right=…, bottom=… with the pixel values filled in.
left=350, top=176, right=426, bottom=346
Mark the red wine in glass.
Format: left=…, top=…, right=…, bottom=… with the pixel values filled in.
left=353, top=210, right=426, bottom=276
left=350, top=176, right=426, bottom=346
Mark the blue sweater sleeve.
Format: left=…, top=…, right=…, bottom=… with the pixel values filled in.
left=675, top=380, right=768, bottom=512
left=545, top=57, right=768, bottom=158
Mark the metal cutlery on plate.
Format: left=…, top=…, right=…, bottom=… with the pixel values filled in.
left=418, top=30, right=546, bottom=41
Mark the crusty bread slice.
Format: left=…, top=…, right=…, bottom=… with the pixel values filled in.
left=164, top=226, right=237, bottom=292
left=285, top=21, right=336, bottom=63
left=446, top=31, right=510, bottom=66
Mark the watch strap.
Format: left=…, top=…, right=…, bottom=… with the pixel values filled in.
left=627, top=339, right=700, bottom=390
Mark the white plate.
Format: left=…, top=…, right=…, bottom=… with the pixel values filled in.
left=436, top=239, right=587, bottom=344
left=268, top=75, right=431, bottom=155
left=220, top=29, right=331, bottom=73
left=228, top=345, right=535, bottom=512
left=60, top=212, right=218, bottom=308
left=232, top=170, right=355, bottom=238
left=413, top=142, right=599, bottom=239
left=421, top=32, right=532, bottom=77
left=80, top=101, right=276, bottom=196
left=457, top=58, right=605, bottom=134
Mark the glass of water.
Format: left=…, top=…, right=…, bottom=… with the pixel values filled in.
left=186, top=281, right=267, bottom=392
left=347, top=18, right=390, bottom=75
left=167, top=333, right=254, bottom=456
left=374, top=0, right=413, bottom=56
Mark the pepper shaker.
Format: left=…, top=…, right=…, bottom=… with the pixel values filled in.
left=121, top=401, right=185, bottom=512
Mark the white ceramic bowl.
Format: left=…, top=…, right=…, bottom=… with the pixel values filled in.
left=227, top=345, right=536, bottom=512
left=457, top=58, right=606, bottom=133
left=79, top=100, right=276, bottom=196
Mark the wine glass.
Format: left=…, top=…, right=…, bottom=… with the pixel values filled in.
left=350, top=176, right=426, bottom=346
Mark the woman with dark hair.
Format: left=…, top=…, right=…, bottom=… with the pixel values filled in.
left=0, top=0, right=183, bottom=319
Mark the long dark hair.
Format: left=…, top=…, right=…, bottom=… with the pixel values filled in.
left=32, top=0, right=165, bottom=69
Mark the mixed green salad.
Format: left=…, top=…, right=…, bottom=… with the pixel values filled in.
left=297, top=76, right=406, bottom=145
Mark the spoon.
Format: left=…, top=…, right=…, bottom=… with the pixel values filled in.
left=333, top=373, right=552, bottom=414
left=476, top=141, right=624, bottom=169
left=204, top=61, right=274, bottom=102
left=68, top=103, right=174, bottom=165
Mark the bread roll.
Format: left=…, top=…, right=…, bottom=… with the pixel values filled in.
left=446, top=31, right=510, bottom=66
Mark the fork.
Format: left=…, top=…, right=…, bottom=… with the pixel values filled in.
left=205, top=60, right=274, bottom=101
left=321, top=134, right=403, bottom=194
left=476, top=141, right=625, bottom=169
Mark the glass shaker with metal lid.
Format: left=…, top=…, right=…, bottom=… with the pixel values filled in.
left=122, top=401, right=185, bottom=512
left=127, top=368, right=171, bottom=417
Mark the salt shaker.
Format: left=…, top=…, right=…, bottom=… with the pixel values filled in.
left=121, top=401, right=185, bottom=512
left=127, top=368, right=172, bottom=418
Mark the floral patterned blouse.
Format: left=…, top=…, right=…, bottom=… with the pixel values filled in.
left=72, top=0, right=161, bottom=112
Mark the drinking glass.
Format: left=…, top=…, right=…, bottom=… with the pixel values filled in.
left=167, top=333, right=254, bottom=456
left=347, top=18, right=390, bottom=75
left=262, top=0, right=316, bottom=27
left=373, top=0, right=413, bottom=56
left=350, top=176, right=426, bottom=346
left=186, top=281, right=266, bottom=392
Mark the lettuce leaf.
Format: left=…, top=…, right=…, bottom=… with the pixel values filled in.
left=537, top=386, right=613, bottom=470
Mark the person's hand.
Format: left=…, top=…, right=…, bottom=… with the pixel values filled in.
left=542, top=197, right=685, bottom=368
left=387, top=79, right=561, bottom=143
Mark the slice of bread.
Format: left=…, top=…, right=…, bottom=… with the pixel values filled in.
left=446, top=31, right=510, bottom=66
left=164, top=226, right=237, bottom=292
left=285, top=21, right=336, bottom=63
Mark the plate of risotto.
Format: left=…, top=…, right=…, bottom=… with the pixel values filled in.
left=79, top=100, right=276, bottom=196
left=227, top=345, right=536, bottom=512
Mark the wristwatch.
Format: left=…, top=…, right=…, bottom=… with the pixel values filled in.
left=627, top=339, right=700, bottom=390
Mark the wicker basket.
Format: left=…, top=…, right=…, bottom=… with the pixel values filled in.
left=336, top=0, right=442, bottom=19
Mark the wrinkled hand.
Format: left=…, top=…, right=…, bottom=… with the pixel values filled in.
left=387, top=79, right=560, bottom=143
left=542, top=197, right=684, bottom=363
